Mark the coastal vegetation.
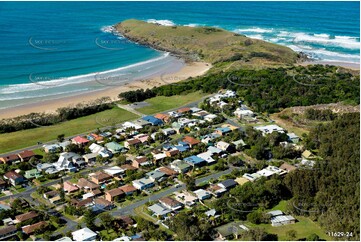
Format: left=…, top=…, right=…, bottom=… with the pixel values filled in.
left=115, top=19, right=299, bottom=66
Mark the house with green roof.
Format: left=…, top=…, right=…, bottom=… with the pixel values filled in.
left=24, top=169, right=42, bottom=179
left=105, top=142, right=125, bottom=154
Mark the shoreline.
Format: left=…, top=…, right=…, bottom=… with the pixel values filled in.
left=0, top=61, right=211, bottom=120
left=300, top=60, right=360, bottom=70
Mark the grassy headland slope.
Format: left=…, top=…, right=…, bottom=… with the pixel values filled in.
left=115, top=19, right=299, bottom=66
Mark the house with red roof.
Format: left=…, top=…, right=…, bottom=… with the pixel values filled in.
left=72, top=136, right=89, bottom=145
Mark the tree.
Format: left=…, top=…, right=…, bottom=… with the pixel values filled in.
left=185, top=175, right=196, bottom=191
left=57, top=134, right=65, bottom=142
left=306, top=233, right=320, bottom=241
left=99, top=213, right=113, bottom=231
left=83, top=209, right=96, bottom=230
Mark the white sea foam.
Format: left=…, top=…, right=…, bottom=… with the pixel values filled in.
left=247, top=34, right=264, bottom=40
left=147, top=19, right=175, bottom=26
left=0, top=52, right=171, bottom=95
left=184, top=23, right=199, bottom=27
left=235, top=27, right=273, bottom=33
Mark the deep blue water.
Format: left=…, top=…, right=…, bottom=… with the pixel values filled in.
left=0, top=1, right=359, bottom=109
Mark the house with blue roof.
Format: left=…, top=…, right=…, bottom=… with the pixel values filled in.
left=174, top=145, right=189, bottom=153
left=184, top=155, right=206, bottom=166
left=142, top=116, right=163, bottom=126
left=215, top=127, right=232, bottom=136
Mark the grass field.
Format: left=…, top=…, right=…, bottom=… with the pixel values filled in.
left=244, top=200, right=332, bottom=241
left=0, top=107, right=139, bottom=153
left=137, top=91, right=208, bottom=115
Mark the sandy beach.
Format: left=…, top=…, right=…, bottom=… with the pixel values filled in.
left=0, top=62, right=211, bottom=119
left=300, top=60, right=360, bottom=70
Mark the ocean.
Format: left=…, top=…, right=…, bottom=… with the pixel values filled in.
left=0, top=1, right=359, bottom=110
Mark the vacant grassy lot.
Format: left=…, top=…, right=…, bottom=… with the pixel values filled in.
left=0, top=107, right=138, bottom=153
left=244, top=200, right=332, bottom=240
left=137, top=91, right=208, bottom=115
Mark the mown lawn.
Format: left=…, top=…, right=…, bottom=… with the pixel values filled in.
left=244, top=200, right=332, bottom=241
left=137, top=91, right=209, bottom=115
left=0, top=107, right=138, bottom=153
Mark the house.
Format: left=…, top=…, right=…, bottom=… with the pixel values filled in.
left=72, top=136, right=89, bottom=145
left=70, top=198, right=93, bottom=208
left=267, top=210, right=296, bottom=226
left=159, top=197, right=183, bottom=210
left=214, top=221, right=248, bottom=240
left=218, top=179, right=237, bottom=190
left=87, top=133, right=103, bottom=142
left=22, top=221, right=47, bottom=235
left=76, top=178, right=100, bottom=191
left=254, top=125, right=284, bottom=136
left=17, top=150, right=35, bottom=162
left=90, top=171, right=113, bottom=185
left=192, top=110, right=209, bottom=119
left=152, top=153, right=167, bottom=163
left=103, top=166, right=125, bottom=177
left=170, top=160, right=191, bottom=173
left=242, top=173, right=262, bottom=182
left=105, top=188, right=124, bottom=202
left=124, top=139, right=141, bottom=149
left=43, top=144, right=61, bottom=153
left=215, top=127, right=231, bottom=136
left=158, top=167, right=178, bottom=176
left=0, top=225, right=17, bottom=240
left=43, top=190, right=59, bottom=200
left=92, top=198, right=114, bottom=212
left=134, top=134, right=150, bottom=144
left=0, top=154, right=20, bottom=164
left=232, top=139, right=247, bottom=149
left=234, top=108, right=254, bottom=119
left=118, top=215, right=135, bottom=228
left=154, top=113, right=171, bottom=123
left=132, top=156, right=151, bottom=168
left=201, top=133, right=221, bottom=145
left=216, top=141, right=233, bottom=152
left=14, top=211, right=38, bottom=223
left=205, top=209, right=219, bottom=218
left=83, top=153, right=97, bottom=163
left=174, top=191, right=198, bottom=207
left=132, top=178, right=155, bottom=190
left=24, top=169, right=42, bottom=179
left=197, top=152, right=215, bottom=164
left=120, top=164, right=137, bottom=171
left=182, top=136, right=200, bottom=147
left=72, top=227, right=97, bottom=241
left=287, top=133, right=300, bottom=143
left=142, top=115, right=163, bottom=126
left=204, top=114, right=218, bottom=122
left=207, top=184, right=227, bottom=197
left=302, top=150, right=316, bottom=159
left=184, top=155, right=206, bottom=167
left=120, top=184, right=137, bottom=195
left=177, top=107, right=191, bottom=114
left=162, top=128, right=176, bottom=136
left=193, top=189, right=211, bottom=200
left=165, top=149, right=180, bottom=157
left=134, top=119, right=152, bottom=128
left=146, top=170, right=166, bottom=182
left=280, top=163, right=297, bottom=173
left=234, top=177, right=250, bottom=186
left=148, top=203, right=171, bottom=218
left=63, top=181, right=79, bottom=193
left=3, top=171, right=25, bottom=186
left=105, top=142, right=125, bottom=154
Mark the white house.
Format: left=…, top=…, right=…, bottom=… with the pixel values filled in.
left=72, top=227, right=97, bottom=241
left=254, top=125, right=285, bottom=136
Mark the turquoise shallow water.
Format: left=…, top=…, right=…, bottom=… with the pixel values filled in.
left=0, top=1, right=359, bottom=109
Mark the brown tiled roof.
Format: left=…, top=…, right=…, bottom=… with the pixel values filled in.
left=4, top=171, right=23, bottom=180
left=22, top=221, right=47, bottom=234
left=177, top=107, right=191, bottom=113
left=106, top=188, right=124, bottom=197
left=154, top=113, right=170, bottom=121
left=92, top=189, right=102, bottom=196
left=91, top=171, right=112, bottom=182
left=120, top=184, right=137, bottom=193
left=135, top=156, right=148, bottom=164
left=280, top=163, right=297, bottom=172
left=44, top=190, right=59, bottom=198
left=77, top=178, right=100, bottom=189
left=0, top=154, right=19, bottom=163
left=70, top=198, right=93, bottom=208
left=159, top=196, right=181, bottom=207
left=94, top=198, right=112, bottom=207
left=17, top=150, right=35, bottom=159
left=159, top=167, right=178, bottom=176
left=119, top=215, right=134, bottom=226
left=183, top=136, right=200, bottom=145
left=126, top=139, right=141, bottom=145
left=63, top=181, right=79, bottom=192
left=0, top=225, right=17, bottom=236
left=166, top=149, right=180, bottom=157
left=15, top=211, right=38, bottom=222
left=120, top=164, right=137, bottom=171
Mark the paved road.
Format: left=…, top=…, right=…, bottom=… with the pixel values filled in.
left=110, top=167, right=236, bottom=216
